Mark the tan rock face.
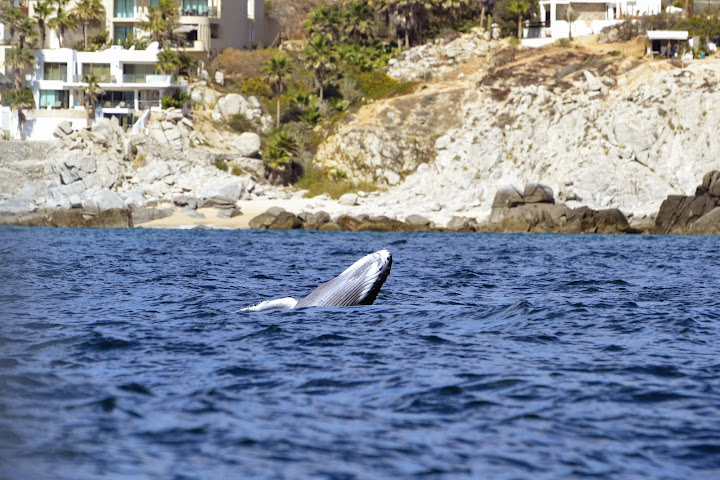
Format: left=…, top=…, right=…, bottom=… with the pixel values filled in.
left=314, top=85, right=471, bottom=186
left=314, top=39, right=720, bottom=224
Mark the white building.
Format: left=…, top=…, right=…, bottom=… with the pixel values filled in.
left=26, top=0, right=266, bottom=56
left=527, top=0, right=662, bottom=42
left=1, top=44, right=185, bottom=140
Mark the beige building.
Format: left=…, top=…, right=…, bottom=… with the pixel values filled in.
left=26, top=0, right=266, bottom=57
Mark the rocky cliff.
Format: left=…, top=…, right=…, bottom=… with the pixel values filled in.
left=0, top=101, right=292, bottom=227
left=314, top=31, right=720, bottom=226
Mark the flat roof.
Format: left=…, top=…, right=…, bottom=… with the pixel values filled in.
left=648, top=30, right=689, bottom=40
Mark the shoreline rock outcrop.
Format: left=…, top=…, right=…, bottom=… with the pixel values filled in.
left=655, top=171, right=720, bottom=234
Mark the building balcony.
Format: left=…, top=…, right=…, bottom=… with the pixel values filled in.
left=180, top=6, right=217, bottom=17
left=122, top=73, right=173, bottom=84
left=73, top=74, right=113, bottom=83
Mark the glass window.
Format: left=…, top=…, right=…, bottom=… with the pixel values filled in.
left=182, top=0, right=208, bottom=15
left=122, top=63, right=155, bottom=83
left=43, top=63, right=68, bottom=81
left=39, top=90, right=69, bottom=109
left=82, top=64, right=111, bottom=82
left=114, top=0, right=135, bottom=18
left=114, top=25, right=133, bottom=42
left=98, top=91, right=134, bottom=108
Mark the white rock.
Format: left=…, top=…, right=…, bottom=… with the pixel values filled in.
left=91, top=189, right=125, bottom=211
left=338, top=193, right=359, bottom=206
left=232, top=132, right=261, bottom=157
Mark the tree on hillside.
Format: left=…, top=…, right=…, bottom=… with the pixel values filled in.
left=82, top=73, right=104, bottom=126
left=304, top=3, right=342, bottom=41
left=5, top=45, right=35, bottom=89
left=303, top=34, right=339, bottom=101
left=49, top=0, right=76, bottom=48
left=507, top=0, right=530, bottom=39
left=33, top=0, right=54, bottom=49
left=262, top=54, right=293, bottom=128
left=73, top=0, right=106, bottom=50
left=478, top=0, right=495, bottom=30
left=5, top=87, right=35, bottom=140
left=438, top=0, right=471, bottom=23
left=342, top=0, right=376, bottom=43
left=565, top=5, right=579, bottom=40
left=142, top=0, right=179, bottom=48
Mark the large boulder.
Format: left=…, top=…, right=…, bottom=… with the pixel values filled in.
left=655, top=171, right=720, bottom=234
left=337, top=214, right=363, bottom=231
left=338, top=193, right=359, bottom=206
left=53, top=120, right=73, bottom=138
left=217, top=94, right=248, bottom=119
left=90, top=189, right=125, bottom=212
left=248, top=212, right=276, bottom=229
left=268, top=211, right=303, bottom=230
left=523, top=183, right=554, bottom=204
left=487, top=183, right=633, bottom=234
left=232, top=132, right=261, bottom=157
left=299, top=211, right=331, bottom=230
left=492, top=185, right=524, bottom=208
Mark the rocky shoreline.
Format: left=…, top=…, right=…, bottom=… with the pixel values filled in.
left=242, top=174, right=720, bottom=235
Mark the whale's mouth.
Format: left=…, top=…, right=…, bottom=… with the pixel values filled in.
left=357, top=249, right=392, bottom=305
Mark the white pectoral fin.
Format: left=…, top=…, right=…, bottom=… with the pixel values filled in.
left=241, top=297, right=299, bottom=312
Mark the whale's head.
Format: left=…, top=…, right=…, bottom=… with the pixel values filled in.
left=354, top=249, right=392, bottom=305
left=295, top=249, right=393, bottom=308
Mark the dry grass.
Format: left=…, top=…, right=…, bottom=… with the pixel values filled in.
left=215, top=49, right=274, bottom=81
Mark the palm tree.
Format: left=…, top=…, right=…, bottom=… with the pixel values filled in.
left=33, top=0, right=54, bottom=49
left=157, top=48, right=181, bottom=75
left=3, top=7, right=25, bottom=43
left=5, top=87, right=35, bottom=140
left=262, top=54, right=293, bottom=129
left=478, top=0, right=494, bottom=30
left=438, top=0, right=470, bottom=24
left=303, top=34, right=339, bottom=101
left=304, top=3, right=341, bottom=41
left=565, top=5, right=579, bottom=40
left=73, top=0, right=106, bottom=50
left=342, top=0, right=376, bottom=43
left=507, top=0, right=530, bottom=40
left=49, top=0, right=76, bottom=48
left=5, top=45, right=34, bottom=89
left=82, top=74, right=104, bottom=126
left=142, top=0, right=179, bottom=48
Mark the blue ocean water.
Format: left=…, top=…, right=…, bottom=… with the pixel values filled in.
left=1, top=227, right=719, bottom=479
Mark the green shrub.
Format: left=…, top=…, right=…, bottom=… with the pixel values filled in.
left=213, top=159, right=229, bottom=171
left=349, top=69, right=416, bottom=100
left=239, top=77, right=272, bottom=99
left=264, top=129, right=298, bottom=168
left=228, top=114, right=253, bottom=133
left=296, top=167, right=378, bottom=199
left=231, top=165, right=243, bottom=176
left=161, top=90, right=191, bottom=109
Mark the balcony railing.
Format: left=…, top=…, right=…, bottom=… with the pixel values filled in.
left=181, top=6, right=217, bottom=17
left=73, top=74, right=113, bottom=83
left=122, top=73, right=172, bottom=84
left=138, top=99, right=160, bottom=109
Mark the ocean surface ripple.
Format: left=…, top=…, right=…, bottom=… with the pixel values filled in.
left=1, top=228, right=719, bottom=479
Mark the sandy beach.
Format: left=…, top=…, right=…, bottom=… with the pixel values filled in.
left=137, top=198, right=346, bottom=229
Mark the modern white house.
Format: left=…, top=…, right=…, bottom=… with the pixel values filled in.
left=525, top=0, right=662, bottom=43
left=25, top=0, right=266, bottom=56
left=1, top=43, right=185, bottom=139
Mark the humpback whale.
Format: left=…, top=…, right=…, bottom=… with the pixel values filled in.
left=244, top=249, right=392, bottom=311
